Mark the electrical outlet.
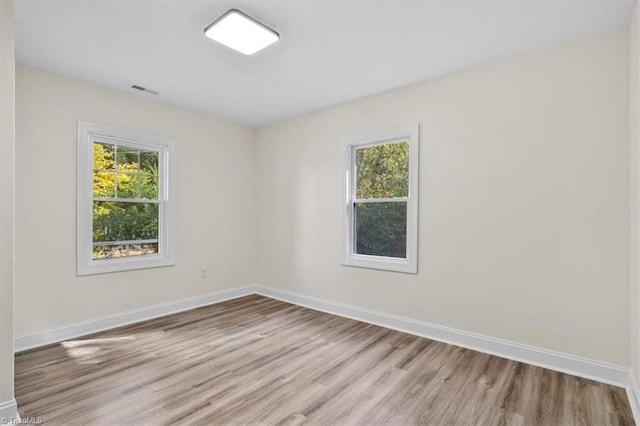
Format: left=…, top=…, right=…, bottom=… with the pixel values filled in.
left=200, top=267, right=208, bottom=278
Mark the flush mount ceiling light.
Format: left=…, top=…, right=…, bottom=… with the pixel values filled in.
left=204, top=9, right=279, bottom=55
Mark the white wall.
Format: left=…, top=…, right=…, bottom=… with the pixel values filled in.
left=630, top=2, right=640, bottom=388
left=256, top=29, right=630, bottom=365
left=14, top=67, right=256, bottom=336
left=0, top=0, right=16, bottom=418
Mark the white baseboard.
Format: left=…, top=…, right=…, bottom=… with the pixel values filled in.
left=0, top=399, right=19, bottom=423
left=14, top=285, right=256, bottom=352
left=627, top=373, right=640, bottom=425
left=254, top=285, right=631, bottom=388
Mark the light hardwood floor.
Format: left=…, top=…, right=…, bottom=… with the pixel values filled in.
left=15, top=295, right=634, bottom=425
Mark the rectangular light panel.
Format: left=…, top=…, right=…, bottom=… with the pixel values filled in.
left=204, top=9, right=279, bottom=55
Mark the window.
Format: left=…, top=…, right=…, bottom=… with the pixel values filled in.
left=77, top=122, right=175, bottom=275
left=343, top=125, right=419, bottom=273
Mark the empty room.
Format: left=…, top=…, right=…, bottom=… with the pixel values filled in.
left=3, top=0, right=640, bottom=424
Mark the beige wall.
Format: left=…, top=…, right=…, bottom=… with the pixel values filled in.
left=0, top=0, right=16, bottom=412
left=631, top=2, right=640, bottom=386
left=256, top=29, right=630, bottom=365
left=14, top=67, right=256, bottom=335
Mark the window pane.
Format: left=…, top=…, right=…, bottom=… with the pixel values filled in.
left=116, top=171, right=139, bottom=198
left=140, top=151, right=159, bottom=199
left=93, top=242, right=158, bottom=260
left=93, top=201, right=158, bottom=243
left=93, top=142, right=115, bottom=171
left=116, top=146, right=140, bottom=167
left=93, top=143, right=116, bottom=197
left=112, top=146, right=140, bottom=199
left=93, top=170, right=115, bottom=197
left=140, top=150, right=158, bottom=173
left=141, top=171, right=158, bottom=200
left=356, top=142, right=409, bottom=199
left=355, top=202, right=407, bottom=258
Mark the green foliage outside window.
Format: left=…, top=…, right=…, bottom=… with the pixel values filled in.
left=354, top=142, right=409, bottom=258
left=356, top=142, right=408, bottom=199
left=92, top=142, right=159, bottom=259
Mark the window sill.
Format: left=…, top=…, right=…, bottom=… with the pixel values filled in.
left=77, top=255, right=175, bottom=276
left=342, top=255, right=417, bottom=274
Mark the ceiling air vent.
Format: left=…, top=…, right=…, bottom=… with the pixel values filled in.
left=130, top=84, right=159, bottom=95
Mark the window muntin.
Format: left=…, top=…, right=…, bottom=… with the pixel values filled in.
left=77, top=122, right=175, bottom=275
left=343, top=126, right=419, bottom=273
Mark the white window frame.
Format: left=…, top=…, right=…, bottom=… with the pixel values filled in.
left=342, top=125, right=419, bottom=274
left=77, top=122, right=176, bottom=276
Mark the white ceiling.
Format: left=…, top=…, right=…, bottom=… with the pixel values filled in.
left=14, top=0, right=637, bottom=127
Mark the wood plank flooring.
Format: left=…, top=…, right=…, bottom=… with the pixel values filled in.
left=15, top=295, right=634, bottom=425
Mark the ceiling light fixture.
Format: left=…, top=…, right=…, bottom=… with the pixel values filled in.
left=204, top=9, right=279, bottom=55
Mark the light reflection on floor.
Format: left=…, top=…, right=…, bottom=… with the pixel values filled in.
left=61, top=336, right=136, bottom=363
